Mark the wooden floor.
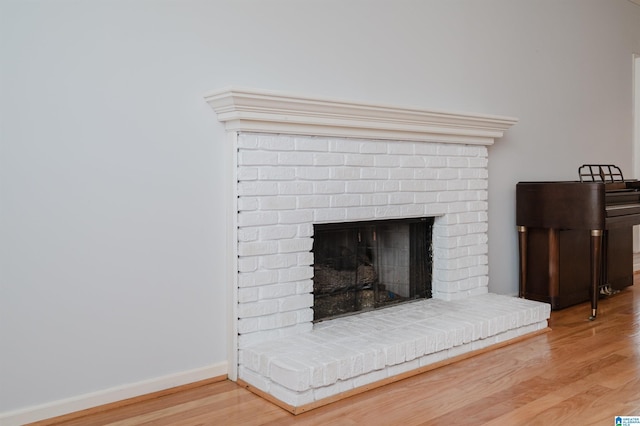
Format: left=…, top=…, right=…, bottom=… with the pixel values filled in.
left=38, top=278, right=640, bottom=426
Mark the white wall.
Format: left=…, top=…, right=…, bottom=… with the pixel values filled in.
left=634, top=55, right=640, bottom=252
left=1, top=0, right=639, bottom=420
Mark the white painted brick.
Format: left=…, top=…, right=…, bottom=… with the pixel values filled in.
left=437, top=168, right=459, bottom=180
left=459, top=190, right=482, bottom=201
left=295, top=137, right=328, bottom=152
left=425, top=156, right=447, bottom=167
left=280, top=294, right=314, bottom=312
left=346, top=181, right=377, bottom=193
left=415, top=143, right=438, bottom=155
left=361, top=349, right=376, bottom=374
left=346, top=207, right=377, bottom=220
left=259, top=282, right=297, bottom=299
left=238, top=257, right=258, bottom=273
left=237, top=197, right=258, bottom=211
left=425, top=180, right=447, bottom=192
left=238, top=287, right=259, bottom=303
left=260, top=225, right=298, bottom=241
left=237, top=167, right=258, bottom=181
left=389, top=168, right=414, bottom=180
left=434, top=224, right=467, bottom=237
left=238, top=181, right=279, bottom=196
left=344, top=154, right=373, bottom=167
left=238, top=227, right=259, bottom=242
left=352, top=369, right=388, bottom=388
left=237, top=134, right=259, bottom=149
left=375, top=205, right=403, bottom=218
left=269, top=383, right=315, bottom=406
left=330, top=139, right=360, bottom=153
left=314, top=181, right=345, bottom=194
left=414, top=168, right=439, bottom=180
left=462, top=145, right=487, bottom=157
left=297, top=195, right=330, bottom=209
left=446, top=180, right=467, bottom=191
left=257, top=134, right=295, bottom=151
left=278, top=152, right=314, bottom=166
left=360, top=168, right=389, bottom=179
left=314, top=153, right=344, bottom=166
left=374, top=155, right=402, bottom=167
left=238, top=300, right=279, bottom=318
left=359, top=141, right=387, bottom=154
left=376, top=180, right=400, bottom=192
left=260, top=196, right=297, bottom=211
left=447, top=157, right=469, bottom=168
left=459, top=233, right=486, bottom=246
left=260, top=253, right=298, bottom=270
left=469, top=157, right=488, bottom=168
left=278, top=209, right=313, bottom=224
left=400, top=156, right=426, bottom=168
left=447, top=201, right=473, bottom=214
left=277, top=181, right=314, bottom=195
left=437, top=145, right=464, bottom=156
left=258, top=167, right=296, bottom=181
left=315, top=208, right=347, bottom=222
left=331, top=167, right=360, bottom=180
left=237, top=329, right=281, bottom=348
left=298, top=223, right=313, bottom=237
left=278, top=322, right=313, bottom=337
left=387, top=359, right=420, bottom=377
left=400, top=204, right=426, bottom=217
left=279, top=238, right=313, bottom=254
left=414, top=192, right=438, bottom=204
left=468, top=287, right=489, bottom=297
left=259, top=311, right=299, bottom=331
left=457, top=211, right=483, bottom=224
left=296, top=167, right=331, bottom=180
left=279, top=266, right=314, bottom=283
left=468, top=179, right=488, bottom=190
left=239, top=150, right=279, bottom=166
left=297, top=308, right=314, bottom=323
left=238, top=366, right=271, bottom=394
left=238, top=270, right=278, bottom=287
left=238, top=317, right=259, bottom=334
left=296, top=280, right=313, bottom=294
left=331, top=194, right=361, bottom=207
left=389, top=193, right=414, bottom=204
left=361, top=193, right=389, bottom=206
left=387, top=142, right=414, bottom=155
left=238, top=241, right=278, bottom=256
left=296, top=252, right=313, bottom=266
left=313, top=378, right=354, bottom=401
left=350, top=351, right=365, bottom=377
left=468, top=222, right=489, bottom=234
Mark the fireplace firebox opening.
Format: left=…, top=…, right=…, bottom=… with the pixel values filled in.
left=313, top=217, right=434, bottom=322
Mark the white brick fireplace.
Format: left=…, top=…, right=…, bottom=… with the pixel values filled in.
left=206, top=88, right=550, bottom=413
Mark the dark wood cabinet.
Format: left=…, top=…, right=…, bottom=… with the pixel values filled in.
left=520, top=227, right=632, bottom=309
left=516, top=180, right=636, bottom=314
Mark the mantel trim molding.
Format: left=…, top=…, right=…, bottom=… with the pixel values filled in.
left=206, top=87, right=518, bottom=146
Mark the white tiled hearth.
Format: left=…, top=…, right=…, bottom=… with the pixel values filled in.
left=206, top=88, right=550, bottom=412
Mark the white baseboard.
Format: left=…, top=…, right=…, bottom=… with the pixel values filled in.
left=0, top=362, right=228, bottom=426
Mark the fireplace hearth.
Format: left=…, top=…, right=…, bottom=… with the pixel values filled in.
left=206, top=88, right=550, bottom=413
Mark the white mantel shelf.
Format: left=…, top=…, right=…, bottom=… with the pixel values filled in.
left=206, top=88, right=518, bottom=145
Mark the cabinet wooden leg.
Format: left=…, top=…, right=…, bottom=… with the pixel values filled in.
left=517, top=226, right=527, bottom=298
left=589, top=229, right=604, bottom=321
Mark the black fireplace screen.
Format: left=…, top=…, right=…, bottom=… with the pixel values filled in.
left=312, top=217, right=433, bottom=322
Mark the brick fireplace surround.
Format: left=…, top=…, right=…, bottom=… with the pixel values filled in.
left=207, top=88, right=550, bottom=413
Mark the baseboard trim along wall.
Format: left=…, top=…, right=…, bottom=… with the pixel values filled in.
left=0, top=362, right=228, bottom=426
